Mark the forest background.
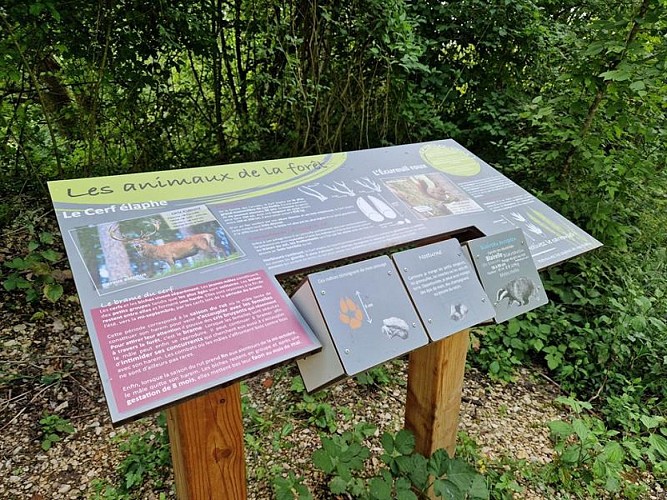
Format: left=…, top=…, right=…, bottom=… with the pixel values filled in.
left=1, top=0, right=666, bottom=498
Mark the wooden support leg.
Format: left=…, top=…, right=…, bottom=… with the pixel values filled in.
left=167, top=383, right=247, bottom=500
left=405, top=329, right=469, bottom=458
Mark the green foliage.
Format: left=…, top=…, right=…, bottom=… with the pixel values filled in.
left=289, top=375, right=306, bottom=394
left=538, top=396, right=665, bottom=497
left=313, top=435, right=371, bottom=485
left=2, top=231, right=64, bottom=303
left=545, top=397, right=626, bottom=495
left=89, top=480, right=131, bottom=500
left=295, top=392, right=346, bottom=433
left=39, top=412, right=74, bottom=450
left=273, top=472, right=313, bottom=500
left=305, top=427, right=488, bottom=499
left=355, top=365, right=392, bottom=387
left=111, top=414, right=172, bottom=494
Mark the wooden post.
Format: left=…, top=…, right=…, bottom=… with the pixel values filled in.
left=405, top=329, right=469, bottom=458
left=167, top=383, right=247, bottom=499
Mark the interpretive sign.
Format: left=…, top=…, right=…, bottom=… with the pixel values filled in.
left=467, top=229, right=549, bottom=323
left=58, top=202, right=321, bottom=422
left=92, top=270, right=319, bottom=417
left=393, top=240, right=495, bottom=340
left=294, top=256, right=429, bottom=392
left=48, top=139, right=600, bottom=422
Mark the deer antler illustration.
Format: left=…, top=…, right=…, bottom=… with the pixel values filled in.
left=353, top=177, right=381, bottom=193
left=324, top=181, right=355, bottom=197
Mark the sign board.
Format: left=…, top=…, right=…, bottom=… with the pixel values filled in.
left=48, top=139, right=600, bottom=422
left=393, top=240, right=495, bottom=340
left=295, top=256, right=429, bottom=392
left=467, top=229, right=549, bottom=322
left=59, top=202, right=321, bottom=422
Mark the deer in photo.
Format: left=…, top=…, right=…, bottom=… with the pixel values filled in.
left=109, top=219, right=223, bottom=272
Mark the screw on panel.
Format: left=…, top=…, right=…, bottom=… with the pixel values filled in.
left=412, top=322, right=416, bottom=327
left=482, top=298, right=486, bottom=302
left=344, top=349, right=350, bottom=354
left=428, top=318, right=432, bottom=323
left=403, top=267, right=408, bottom=272
left=321, top=290, right=326, bottom=295
left=387, top=271, right=392, bottom=275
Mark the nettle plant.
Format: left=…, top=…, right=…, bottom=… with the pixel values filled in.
left=274, top=426, right=488, bottom=500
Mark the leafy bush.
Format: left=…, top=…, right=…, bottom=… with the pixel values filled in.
left=116, top=414, right=171, bottom=491
left=275, top=426, right=488, bottom=499
left=2, top=231, right=65, bottom=303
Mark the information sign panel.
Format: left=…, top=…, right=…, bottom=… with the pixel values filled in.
left=467, top=229, right=549, bottom=322
left=48, top=139, right=599, bottom=422
left=295, top=256, right=429, bottom=391
left=393, top=240, right=495, bottom=340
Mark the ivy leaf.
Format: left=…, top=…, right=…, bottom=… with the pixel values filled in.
left=3, top=276, right=25, bottom=291
left=538, top=324, right=551, bottom=334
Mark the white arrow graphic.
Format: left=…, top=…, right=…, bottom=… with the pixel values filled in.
left=355, top=291, right=372, bottom=324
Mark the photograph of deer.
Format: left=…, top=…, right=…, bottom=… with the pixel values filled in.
left=384, top=173, right=481, bottom=219
left=71, top=212, right=243, bottom=294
